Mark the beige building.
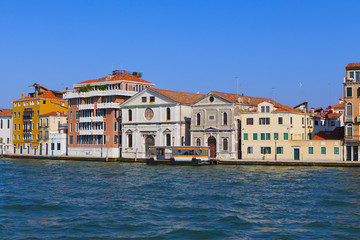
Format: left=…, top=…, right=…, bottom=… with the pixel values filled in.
left=241, top=100, right=314, bottom=160
left=38, top=112, right=67, bottom=155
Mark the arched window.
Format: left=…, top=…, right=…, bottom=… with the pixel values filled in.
left=196, top=138, right=201, bottom=146
left=346, top=103, right=353, bottom=116
left=128, top=109, right=132, bottom=121
left=196, top=113, right=201, bottom=126
left=223, top=112, right=228, bottom=125
left=223, top=138, right=228, bottom=151
left=166, top=134, right=171, bottom=146
left=128, top=134, right=133, bottom=148
left=347, top=124, right=353, bottom=137
left=166, top=108, right=171, bottom=120
left=357, top=87, right=360, bottom=98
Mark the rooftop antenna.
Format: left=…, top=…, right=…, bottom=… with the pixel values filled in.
left=272, top=88, right=276, bottom=101
left=235, top=76, right=240, bottom=96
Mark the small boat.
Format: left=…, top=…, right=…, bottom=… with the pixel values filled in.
left=146, top=146, right=217, bottom=165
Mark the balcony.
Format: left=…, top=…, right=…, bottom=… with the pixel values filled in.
left=344, top=135, right=360, bottom=141
left=39, top=124, right=49, bottom=128
left=79, top=116, right=104, bottom=123
left=79, top=129, right=104, bottom=135
left=97, top=102, right=121, bottom=109
left=78, top=104, right=95, bottom=110
left=64, top=89, right=137, bottom=99
left=345, top=115, right=354, bottom=123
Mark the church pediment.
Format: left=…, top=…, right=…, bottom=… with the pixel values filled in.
left=205, top=127, right=218, bottom=132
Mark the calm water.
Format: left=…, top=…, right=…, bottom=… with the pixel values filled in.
left=1, top=159, right=360, bottom=239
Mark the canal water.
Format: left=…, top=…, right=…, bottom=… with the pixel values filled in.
left=1, top=158, right=360, bottom=239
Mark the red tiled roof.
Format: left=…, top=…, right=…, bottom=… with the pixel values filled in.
left=150, top=88, right=204, bottom=104
left=210, top=91, right=268, bottom=105
left=0, top=109, right=12, bottom=117
left=331, top=102, right=345, bottom=109
left=77, top=73, right=153, bottom=85
left=313, top=127, right=344, bottom=140
left=346, top=63, right=360, bottom=68
left=209, top=91, right=302, bottom=113
left=14, top=90, right=64, bottom=101
left=40, top=112, right=67, bottom=117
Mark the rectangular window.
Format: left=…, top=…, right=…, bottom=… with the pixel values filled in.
left=278, top=117, right=283, bottom=124
left=261, top=147, right=271, bottom=154
left=266, top=133, right=270, bottom=140
left=276, top=147, right=283, bottom=154
left=308, top=147, right=314, bottom=154
left=243, top=133, right=248, bottom=140
left=261, top=106, right=265, bottom=112
left=114, top=122, right=117, bottom=132
left=274, top=133, right=278, bottom=140
left=259, top=118, right=270, bottom=125
left=70, top=111, right=72, bottom=120
left=346, top=87, right=352, bottom=97
left=266, top=106, right=270, bottom=112
left=350, top=71, right=355, bottom=78
left=321, top=147, right=326, bottom=155
left=302, top=118, right=305, bottom=125
left=246, top=118, right=253, bottom=125
left=334, top=147, right=339, bottom=155
left=283, top=133, right=288, bottom=140
left=57, top=143, right=61, bottom=151
left=150, top=96, right=155, bottom=102
left=14, top=124, right=16, bottom=131
left=69, top=136, right=73, bottom=145
left=142, top=97, right=147, bottom=102
left=253, top=133, right=258, bottom=140
left=51, top=143, right=55, bottom=151
left=1, top=120, right=2, bottom=129
left=315, top=120, right=318, bottom=126
left=261, top=133, right=265, bottom=140
left=247, top=147, right=253, bottom=154
left=290, top=117, right=293, bottom=125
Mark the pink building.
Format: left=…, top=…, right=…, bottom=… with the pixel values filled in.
left=64, top=70, right=154, bottom=158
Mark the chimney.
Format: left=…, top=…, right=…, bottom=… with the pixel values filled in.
left=248, top=97, right=251, bottom=104
left=21, top=93, right=24, bottom=99
left=66, top=87, right=69, bottom=91
left=311, top=108, right=315, bottom=115
left=35, top=91, right=38, bottom=98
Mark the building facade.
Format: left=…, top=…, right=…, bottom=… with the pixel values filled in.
left=191, top=91, right=267, bottom=160
left=0, top=109, right=13, bottom=155
left=344, top=63, right=360, bottom=161
left=64, top=70, right=154, bottom=158
left=121, top=88, right=203, bottom=159
left=241, top=100, right=313, bottom=160
left=12, top=84, right=68, bottom=155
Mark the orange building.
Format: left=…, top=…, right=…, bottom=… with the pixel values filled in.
left=344, top=63, right=360, bottom=161
left=64, top=70, right=154, bottom=158
left=12, top=84, right=68, bottom=155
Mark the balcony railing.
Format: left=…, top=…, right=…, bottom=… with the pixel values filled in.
left=79, top=129, right=104, bottom=135
left=64, top=89, right=137, bottom=99
left=344, top=135, right=360, bottom=141
left=78, top=104, right=95, bottom=110
left=345, top=115, right=354, bottom=123
left=97, top=102, right=121, bottom=109
left=79, top=116, right=104, bottom=123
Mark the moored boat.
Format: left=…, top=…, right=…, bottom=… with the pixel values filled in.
left=146, top=146, right=217, bottom=165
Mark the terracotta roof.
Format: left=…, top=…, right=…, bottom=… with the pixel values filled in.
left=319, top=112, right=343, bottom=119
left=267, top=99, right=303, bottom=114
left=331, top=102, right=345, bottom=109
left=14, top=90, right=64, bottom=101
left=313, top=127, right=344, bottom=140
left=346, top=63, right=360, bottom=69
left=0, top=109, right=12, bottom=117
left=40, top=112, right=67, bottom=117
left=77, top=73, right=153, bottom=85
left=150, top=88, right=204, bottom=104
left=210, top=91, right=268, bottom=105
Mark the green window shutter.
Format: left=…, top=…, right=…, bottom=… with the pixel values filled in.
left=284, top=133, right=288, bottom=140
left=308, top=147, right=313, bottom=154
left=334, top=147, right=339, bottom=155
left=321, top=147, right=326, bottom=155
left=261, top=147, right=264, bottom=154
left=244, top=133, right=248, bottom=140
left=253, top=133, right=258, bottom=140
left=261, top=133, right=265, bottom=140
left=266, top=133, right=270, bottom=140
left=274, top=133, right=278, bottom=140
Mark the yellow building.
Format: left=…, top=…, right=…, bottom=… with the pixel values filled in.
left=12, top=84, right=68, bottom=155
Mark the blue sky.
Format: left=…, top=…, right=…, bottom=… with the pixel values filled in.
left=0, top=0, right=359, bottom=109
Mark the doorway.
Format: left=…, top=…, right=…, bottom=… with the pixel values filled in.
left=293, top=148, right=300, bottom=160
left=353, top=146, right=358, bottom=161
left=145, top=136, right=155, bottom=157
left=208, top=136, right=217, bottom=158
